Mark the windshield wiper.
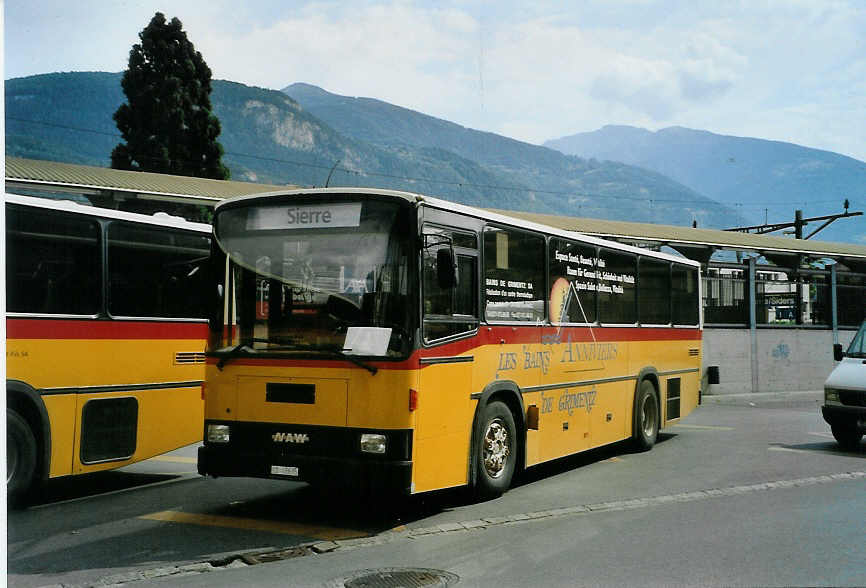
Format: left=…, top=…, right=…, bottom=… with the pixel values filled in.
left=289, top=343, right=379, bottom=375
left=213, top=340, right=378, bottom=375
left=213, top=340, right=254, bottom=370
left=213, top=337, right=297, bottom=370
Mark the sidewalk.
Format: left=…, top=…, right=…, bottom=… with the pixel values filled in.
left=702, top=389, right=823, bottom=409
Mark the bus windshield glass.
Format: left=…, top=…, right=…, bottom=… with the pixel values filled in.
left=212, top=198, right=413, bottom=359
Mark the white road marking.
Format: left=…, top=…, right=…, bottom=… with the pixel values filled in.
left=672, top=424, right=735, bottom=431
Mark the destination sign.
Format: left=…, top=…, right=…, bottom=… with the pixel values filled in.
left=247, top=203, right=362, bottom=230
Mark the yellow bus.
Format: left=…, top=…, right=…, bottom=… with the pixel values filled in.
left=6, top=194, right=212, bottom=505
left=198, top=188, right=702, bottom=498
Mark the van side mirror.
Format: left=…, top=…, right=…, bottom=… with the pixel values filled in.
left=833, top=343, right=845, bottom=362
left=436, top=248, right=458, bottom=289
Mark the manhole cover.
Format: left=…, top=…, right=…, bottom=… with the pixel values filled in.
left=330, top=567, right=459, bottom=587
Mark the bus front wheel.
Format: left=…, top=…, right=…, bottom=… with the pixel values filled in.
left=7, top=409, right=37, bottom=507
left=632, top=380, right=659, bottom=451
left=473, top=401, right=517, bottom=499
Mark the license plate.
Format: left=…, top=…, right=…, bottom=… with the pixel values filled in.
left=270, top=465, right=299, bottom=477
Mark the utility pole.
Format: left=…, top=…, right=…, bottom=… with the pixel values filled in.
left=725, top=202, right=862, bottom=327
left=725, top=204, right=862, bottom=239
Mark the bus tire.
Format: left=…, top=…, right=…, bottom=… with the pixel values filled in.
left=473, top=401, right=517, bottom=499
left=632, top=379, right=659, bottom=451
left=830, top=423, right=863, bottom=451
left=7, top=409, right=37, bottom=508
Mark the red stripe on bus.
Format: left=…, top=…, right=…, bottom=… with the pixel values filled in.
left=205, top=326, right=700, bottom=370
left=6, top=318, right=208, bottom=340
left=205, top=357, right=418, bottom=370
left=421, top=325, right=701, bottom=358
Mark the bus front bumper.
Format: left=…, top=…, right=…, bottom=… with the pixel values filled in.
left=197, top=444, right=413, bottom=495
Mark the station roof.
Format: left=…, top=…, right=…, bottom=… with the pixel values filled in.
left=6, top=156, right=866, bottom=270
left=5, top=156, right=293, bottom=204
left=495, top=209, right=866, bottom=269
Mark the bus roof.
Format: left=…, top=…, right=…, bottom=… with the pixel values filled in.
left=5, top=193, right=212, bottom=234
left=215, top=187, right=700, bottom=268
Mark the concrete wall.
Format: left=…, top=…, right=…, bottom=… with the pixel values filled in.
left=702, top=328, right=858, bottom=395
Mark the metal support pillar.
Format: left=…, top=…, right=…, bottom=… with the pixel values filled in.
left=830, top=263, right=839, bottom=345
left=748, top=257, right=759, bottom=393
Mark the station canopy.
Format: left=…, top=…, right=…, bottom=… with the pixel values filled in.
left=6, top=156, right=866, bottom=272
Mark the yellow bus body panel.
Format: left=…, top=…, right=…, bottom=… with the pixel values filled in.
left=204, top=328, right=700, bottom=494
left=413, top=360, right=475, bottom=493
left=7, top=321, right=205, bottom=479
left=7, top=338, right=203, bottom=389
left=206, top=363, right=416, bottom=431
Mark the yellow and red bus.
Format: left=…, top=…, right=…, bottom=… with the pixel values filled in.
left=198, top=188, right=702, bottom=497
left=6, top=194, right=212, bottom=504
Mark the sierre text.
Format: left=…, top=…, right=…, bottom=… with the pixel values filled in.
left=287, top=208, right=333, bottom=225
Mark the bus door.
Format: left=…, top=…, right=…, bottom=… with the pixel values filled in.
left=415, top=224, right=480, bottom=492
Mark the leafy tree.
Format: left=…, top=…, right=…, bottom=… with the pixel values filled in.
left=112, top=12, right=229, bottom=179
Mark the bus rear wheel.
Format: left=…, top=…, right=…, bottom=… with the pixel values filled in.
left=632, top=380, right=659, bottom=451
left=473, top=401, right=516, bottom=499
left=7, top=409, right=37, bottom=507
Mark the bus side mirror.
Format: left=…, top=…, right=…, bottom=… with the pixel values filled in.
left=833, top=343, right=845, bottom=362
left=436, top=248, right=458, bottom=289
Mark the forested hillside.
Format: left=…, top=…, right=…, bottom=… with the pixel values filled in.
left=7, top=72, right=740, bottom=227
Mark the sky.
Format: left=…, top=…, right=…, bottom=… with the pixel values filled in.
left=4, top=0, right=866, bottom=162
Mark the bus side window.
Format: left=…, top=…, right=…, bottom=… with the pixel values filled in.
left=107, top=221, right=211, bottom=319
left=598, top=248, right=637, bottom=325
left=638, top=257, right=671, bottom=325
left=422, top=226, right=478, bottom=343
left=548, top=237, right=597, bottom=324
left=6, top=206, right=101, bottom=315
left=672, top=265, right=700, bottom=325
left=483, top=226, right=545, bottom=323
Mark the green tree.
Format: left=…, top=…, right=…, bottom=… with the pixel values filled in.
left=112, top=12, right=229, bottom=179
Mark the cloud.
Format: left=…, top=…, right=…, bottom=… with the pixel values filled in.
left=4, top=0, right=866, bottom=161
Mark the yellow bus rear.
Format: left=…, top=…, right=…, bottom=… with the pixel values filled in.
left=6, top=195, right=211, bottom=504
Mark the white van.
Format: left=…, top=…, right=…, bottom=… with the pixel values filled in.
left=822, top=320, right=866, bottom=450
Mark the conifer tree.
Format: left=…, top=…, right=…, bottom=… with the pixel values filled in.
left=112, top=12, right=229, bottom=179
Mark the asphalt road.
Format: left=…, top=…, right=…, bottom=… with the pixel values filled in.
left=7, top=391, right=865, bottom=587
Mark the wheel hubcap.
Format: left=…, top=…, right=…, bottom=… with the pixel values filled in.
left=641, top=395, right=657, bottom=438
left=483, top=418, right=510, bottom=478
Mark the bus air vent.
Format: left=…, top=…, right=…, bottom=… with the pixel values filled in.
left=175, top=352, right=206, bottom=365
left=667, top=378, right=681, bottom=420
left=688, top=348, right=700, bottom=357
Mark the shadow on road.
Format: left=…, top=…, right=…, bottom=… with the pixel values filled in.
left=20, top=470, right=182, bottom=508
left=8, top=433, right=686, bottom=582
left=770, top=440, right=865, bottom=457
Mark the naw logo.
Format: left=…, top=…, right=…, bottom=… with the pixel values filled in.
left=272, top=432, right=310, bottom=444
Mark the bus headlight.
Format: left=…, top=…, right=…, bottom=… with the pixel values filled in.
left=360, top=433, right=387, bottom=454
left=207, top=424, right=231, bottom=443
left=825, top=388, right=840, bottom=404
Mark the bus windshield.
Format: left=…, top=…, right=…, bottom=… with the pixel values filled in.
left=211, top=198, right=414, bottom=359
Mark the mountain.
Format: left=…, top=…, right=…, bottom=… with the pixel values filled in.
left=5, top=73, right=526, bottom=209
left=545, top=125, right=866, bottom=244
left=6, top=72, right=738, bottom=227
left=283, top=82, right=739, bottom=227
